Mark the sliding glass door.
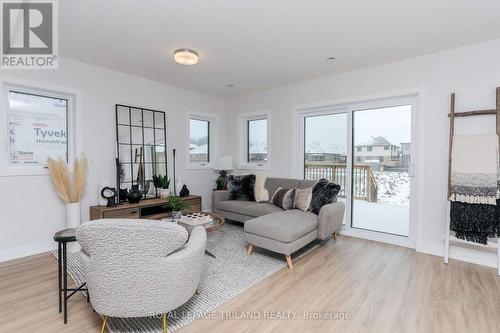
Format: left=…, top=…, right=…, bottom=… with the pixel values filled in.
left=352, top=105, right=412, bottom=236
left=300, top=96, right=416, bottom=247
left=304, top=111, right=348, bottom=223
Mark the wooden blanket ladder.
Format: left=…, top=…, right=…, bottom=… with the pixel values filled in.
left=444, top=87, right=500, bottom=275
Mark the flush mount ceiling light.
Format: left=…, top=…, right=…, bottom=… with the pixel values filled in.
left=326, top=57, right=336, bottom=63
left=174, top=48, right=198, bottom=66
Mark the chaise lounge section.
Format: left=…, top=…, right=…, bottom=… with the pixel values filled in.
left=212, top=177, right=345, bottom=269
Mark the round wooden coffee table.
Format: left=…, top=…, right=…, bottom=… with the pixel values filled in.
left=175, top=212, right=225, bottom=258
left=202, top=212, right=225, bottom=232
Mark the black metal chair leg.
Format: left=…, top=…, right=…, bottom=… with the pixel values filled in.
left=58, top=242, right=62, bottom=313
left=63, top=242, right=68, bottom=324
left=205, top=249, right=216, bottom=258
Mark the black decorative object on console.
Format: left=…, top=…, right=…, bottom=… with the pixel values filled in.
left=101, top=187, right=118, bottom=207
left=127, top=185, right=142, bottom=203
left=179, top=184, right=190, bottom=197
left=119, top=188, right=128, bottom=203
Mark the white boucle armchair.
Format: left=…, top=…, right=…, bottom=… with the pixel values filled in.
left=76, top=219, right=206, bottom=333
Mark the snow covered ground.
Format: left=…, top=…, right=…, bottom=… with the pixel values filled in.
left=372, top=171, right=410, bottom=205
left=340, top=170, right=410, bottom=236
left=352, top=199, right=409, bottom=236
left=338, top=197, right=410, bottom=236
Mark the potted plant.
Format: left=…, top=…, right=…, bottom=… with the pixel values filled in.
left=153, top=175, right=171, bottom=198
left=167, top=196, right=190, bottom=219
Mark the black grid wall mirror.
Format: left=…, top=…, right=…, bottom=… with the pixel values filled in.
left=116, top=104, right=167, bottom=200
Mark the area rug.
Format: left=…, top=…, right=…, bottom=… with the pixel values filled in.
left=53, top=222, right=322, bottom=332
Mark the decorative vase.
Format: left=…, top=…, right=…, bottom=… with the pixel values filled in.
left=171, top=211, right=182, bottom=220
left=146, top=181, right=156, bottom=198
left=216, top=170, right=229, bottom=190
left=66, top=203, right=81, bottom=252
left=127, top=185, right=142, bottom=203
left=119, top=188, right=128, bottom=203
left=179, top=185, right=190, bottom=197
left=160, top=188, right=172, bottom=199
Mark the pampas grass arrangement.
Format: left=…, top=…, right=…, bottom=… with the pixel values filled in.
left=48, top=156, right=88, bottom=203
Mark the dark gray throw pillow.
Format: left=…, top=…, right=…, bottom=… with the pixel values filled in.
left=271, top=187, right=295, bottom=210
left=228, top=174, right=256, bottom=201
left=308, top=178, right=341, bottom=215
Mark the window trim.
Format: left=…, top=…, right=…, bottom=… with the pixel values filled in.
left=187, top=113, right=217, bottom=169
left=0, top=83, right=75, bottom=176
left=238, top=110, right=271, bottom=170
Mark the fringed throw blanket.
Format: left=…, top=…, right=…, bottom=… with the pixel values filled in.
left=450, top=200, right=499, bottom=244
left=449, top=134, right=500, bottom=245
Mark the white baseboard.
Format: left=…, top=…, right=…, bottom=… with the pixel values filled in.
left=0, top=241, right=57, bottom=263
left=417, top=242, right=497, bottom=269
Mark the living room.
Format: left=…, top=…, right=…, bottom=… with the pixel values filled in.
left=1, top=1, right=499, bottom=332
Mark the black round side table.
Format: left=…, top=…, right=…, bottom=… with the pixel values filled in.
left=54, top=228, right=88, bottom=324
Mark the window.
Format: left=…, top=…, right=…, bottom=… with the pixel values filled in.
left=357, top=146, right=362, bottom=152
left=189, top=118, right=210, bottom=164
left=367, top=146, right=372, bottom=152
left=384, top=145, right=389, bottom=150
left=247, top=118, right=267, bottom=163
left=239, top=111, right=270, bottom=169
left=1, top=85, right=73, bottom=175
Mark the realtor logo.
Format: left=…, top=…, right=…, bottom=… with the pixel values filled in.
left=1, top=0, right=58, bottom=69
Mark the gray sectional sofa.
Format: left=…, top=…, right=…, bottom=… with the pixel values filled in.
left=212, top=177, right=345, bottom=269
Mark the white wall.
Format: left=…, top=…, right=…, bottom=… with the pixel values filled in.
left=2, top=40, right=499, bottom=269
left=226, top=39, right=500, bottom=269
left=0, top=58, right=225, bottom=262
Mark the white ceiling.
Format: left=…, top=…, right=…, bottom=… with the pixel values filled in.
left=60, top=0, right=500, bottom=98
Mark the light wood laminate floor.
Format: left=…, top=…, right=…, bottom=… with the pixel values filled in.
left=1, top=235, right=499, bottom=333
